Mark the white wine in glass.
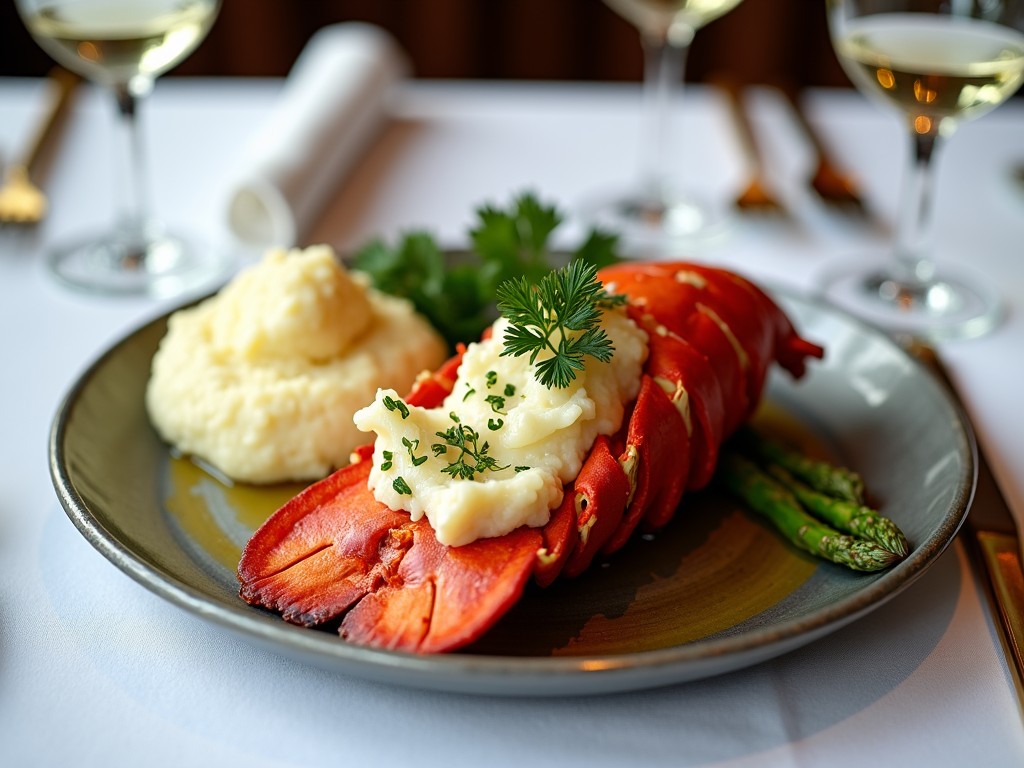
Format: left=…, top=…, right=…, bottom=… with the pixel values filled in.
left=824, top=0, right=1024, bottom=340
left=584, top=0, right=743, bottom=249
left=603, top=0, right=743, bottom=34
left=17, top=0, right=224, bottom=297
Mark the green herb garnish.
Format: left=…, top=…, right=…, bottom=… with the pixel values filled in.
left=496, top=260, right=625, bottom=389
left=393, top=476, right=413, bottom=495
left=402, top=436, right=428, bottom=466
left=382, top=395, right=410, bottom=419
left=431, top=412, right=509, bottom=480
left=352, top=192, right=621, bottom=348
left=380, top=450, right=394, bottom=471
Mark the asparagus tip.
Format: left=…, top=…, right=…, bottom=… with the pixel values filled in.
left=829, top=536, right=902, bottom=572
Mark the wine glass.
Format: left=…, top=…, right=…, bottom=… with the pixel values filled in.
left=823, top=0, right=1024, bottom=340
left=582, top=0, right=744, bottom=250
left=16, top=0, right=225, bottom=297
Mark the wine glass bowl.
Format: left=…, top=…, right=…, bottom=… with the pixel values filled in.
left=822, top=0, right=1024, bottom=340
left=15, top=0, right=225, bottom=298
left=582, top=0, right=744, bottom=251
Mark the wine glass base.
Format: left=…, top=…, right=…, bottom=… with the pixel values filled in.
left=819, top=259, right=1004, bottom=341
left=578, top=189, right=730, bottom=255
left=46, top=229, right=232, bottom=299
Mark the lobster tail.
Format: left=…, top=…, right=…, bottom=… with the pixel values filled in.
left=238, top=261, right=823, bottom=653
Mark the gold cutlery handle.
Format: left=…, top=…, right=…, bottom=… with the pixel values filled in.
left=776, top=81, right=830, bottom=161
left=20, top=67, right=81, bottom=177
left=715, top=76, right=763, bottom=170
left=909, top=339, right=1024, bottom=715
left=976, top=530, right=1024, bottom=703
left=711, top=75, right=786, bottom=214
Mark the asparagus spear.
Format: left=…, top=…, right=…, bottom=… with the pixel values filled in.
left=717, top=454, right=901, bottom=572
left=735, top=427, right=866, bottom=504
left=766, top=464, right=909, bottom=558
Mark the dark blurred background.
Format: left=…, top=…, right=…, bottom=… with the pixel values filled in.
left=0, top=0, right=850, bottom=88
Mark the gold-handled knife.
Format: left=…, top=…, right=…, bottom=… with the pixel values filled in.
left=908, top=340, right=1024, bottom=715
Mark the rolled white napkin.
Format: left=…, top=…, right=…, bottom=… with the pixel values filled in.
left=225, top=23, right=409, bottom=249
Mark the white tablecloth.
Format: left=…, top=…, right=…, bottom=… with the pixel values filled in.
left=2, top=76, right=1023, bottom=767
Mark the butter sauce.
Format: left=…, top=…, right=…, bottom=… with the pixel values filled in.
left=354, top=309, right=648, bottom=547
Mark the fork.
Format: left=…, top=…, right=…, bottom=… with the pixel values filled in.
left=776, top=82, right=868, bottom=214
left=0, top=67, right=80, bottom=226
left=715, top=78, right=787, bottom=215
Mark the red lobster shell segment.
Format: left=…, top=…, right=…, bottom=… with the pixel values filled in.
left=238, top=261, right=823, bottom=653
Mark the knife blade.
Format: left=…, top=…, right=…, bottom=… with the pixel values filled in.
left=907, top=340, right=1024, bottom=713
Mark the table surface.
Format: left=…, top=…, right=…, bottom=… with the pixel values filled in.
left=2, top=76, right=1023, bottom=767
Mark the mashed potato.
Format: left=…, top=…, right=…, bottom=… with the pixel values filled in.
left=353, top=310, right=647, bottom=546
left=146, top=245, right=448, bottom=483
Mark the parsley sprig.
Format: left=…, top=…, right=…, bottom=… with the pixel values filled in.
left=431, top=413, right=509, bottom=480
left=352, top=192, right=621, bottom=348
left=496, top=261, right=626, bottom=389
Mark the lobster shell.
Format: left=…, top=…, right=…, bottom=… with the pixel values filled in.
left=238, top=261, right=823, bottom=653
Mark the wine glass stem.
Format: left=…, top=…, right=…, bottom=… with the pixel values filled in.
left=640, top=32, right=688, bottom=200
left=892, top=128, right=944, bottom=286
left=113, top=84, right=153, bottom=256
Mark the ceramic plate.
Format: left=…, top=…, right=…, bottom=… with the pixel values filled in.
left=49, top=290, right=974, bottom=696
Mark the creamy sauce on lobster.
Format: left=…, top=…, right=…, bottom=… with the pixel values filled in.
left=353, top=309, right=648, bottom=546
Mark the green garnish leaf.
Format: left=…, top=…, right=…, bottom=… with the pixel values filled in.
left=380, top=450, right=394, bottom=472
left=431, top=415, right=509, bottom=480
left=382, top=395, right=410, bottom=419
left=496, top=260, right=625, bottom=389
left=572, top=228, right=621, bottom=271
left=470, top=192, right=560, bottom=281
left=402, top=436, right=428, bottom=466
left=352, top=191, right=623, bottom=348
left=393, top=476, right=413, bottom=495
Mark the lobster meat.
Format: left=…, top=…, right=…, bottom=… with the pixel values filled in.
left=237, top=261, right=823, bottom=653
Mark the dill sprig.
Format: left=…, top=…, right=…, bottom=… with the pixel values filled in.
left=496, top=260, right=625, bottom=389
